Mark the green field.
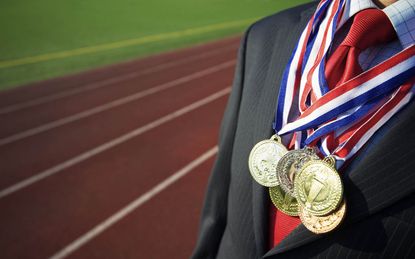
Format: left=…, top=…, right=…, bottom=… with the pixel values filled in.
left=0, top=0, right=310, bottom=90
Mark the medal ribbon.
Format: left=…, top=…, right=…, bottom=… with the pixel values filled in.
left=279, top=46, right=415, bottom=134
left=273, top=0, right=415, bottom=168
left=273, top=0, right=339, bottom=133
left=328, top=79, right=415, bottom=163
left=275, top=0, right=344, bottom=151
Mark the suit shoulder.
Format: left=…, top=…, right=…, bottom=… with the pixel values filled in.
left=246, top=1, right=317, bottom=43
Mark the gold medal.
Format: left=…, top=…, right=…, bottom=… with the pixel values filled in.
left=276, top=147, right=319, bottom=196
left=269, top=186, right=299, bottom=216
left=294, top=156, right=343, bottom=216
left=248, top=135, right=288, bottom=187
left=299, top=199, right=346, bottom=234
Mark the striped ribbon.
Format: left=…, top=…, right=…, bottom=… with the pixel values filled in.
left=273, top=0, right=415, bottom=168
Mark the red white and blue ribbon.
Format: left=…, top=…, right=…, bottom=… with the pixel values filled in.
left=274, top=0, right=344, bottom=133
left=279, top=47, right=415, bottom=134
left=273, top=0, right=415, bottom=168
left=331, top=80, right=414, bottom=164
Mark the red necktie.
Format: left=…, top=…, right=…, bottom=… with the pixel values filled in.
left=325, top=8, right=397, bottom=89
left=324, top=8, right=397, bottom=149
left=270, top=8, right=397, bottom=249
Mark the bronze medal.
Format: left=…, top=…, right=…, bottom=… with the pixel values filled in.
left=299, top=199, right=346, bottom=234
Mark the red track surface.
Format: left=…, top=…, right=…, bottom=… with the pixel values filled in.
left=0, top=36, right=241, bottom=259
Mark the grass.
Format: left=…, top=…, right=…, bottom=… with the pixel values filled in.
left=0, top=0, right=311, bottom=90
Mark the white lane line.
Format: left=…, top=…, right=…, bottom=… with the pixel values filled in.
left=0, top=87, right=229, bottom=199
left=48, top=146, right=218, bottom=259
left=0, top=60, right=235, bottom=146
left=0, top=44, right=237, bottom=115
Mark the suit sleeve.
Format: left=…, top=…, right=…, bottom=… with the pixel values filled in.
left=191, top=28, right=250, bottom=259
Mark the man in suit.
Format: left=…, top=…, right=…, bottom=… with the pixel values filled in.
left=192, top=0, right=415, bottom=258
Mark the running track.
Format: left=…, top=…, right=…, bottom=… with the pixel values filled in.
left=0, top=36, right=241, bottom=259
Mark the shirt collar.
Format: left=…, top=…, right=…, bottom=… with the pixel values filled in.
left=339, top=0, right=415, bottom=48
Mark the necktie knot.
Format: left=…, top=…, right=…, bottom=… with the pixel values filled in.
left=342, top=8, right=396, bottom=50
left=325, top=9, right=397, bottom=89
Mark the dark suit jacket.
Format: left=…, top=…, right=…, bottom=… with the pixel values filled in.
left=192, top=2, right=415, bottom=258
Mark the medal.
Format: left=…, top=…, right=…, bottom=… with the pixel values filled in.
left=269, top=186, right=299, bottom=216
left=299, top=199, right=346, bottom=234
left=248, top=135, right=288, bottom=187
left=294, top=156, right=343, bottom=216
left=276, top=147, right=319, bottom=196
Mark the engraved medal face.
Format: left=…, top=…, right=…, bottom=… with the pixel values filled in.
left=294, top=159, right=343, bottom=216
left=269, top=186, right=299, bottom=216
left=299, top=199, right=346, bottom=234
left=248, top=135, right=288, bottom=187
left=276, top=148, right=319, bottom=196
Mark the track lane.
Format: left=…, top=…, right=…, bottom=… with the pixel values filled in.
left=0, top=45, right=235, bottom=114
left=0, top=44, right=237, bottom=115
left=0, top=36, right=240, bottom=109
left=0, top=66, right=234, bottom=192
left=66, top=156, right=215, bottom=259
left=0, top=50, right=237, bottom=138
left=0, top=95, right=228, bottom=259
left=51, top=148, right=217, bottom=259
left=0, top=60, right=235, bottom=145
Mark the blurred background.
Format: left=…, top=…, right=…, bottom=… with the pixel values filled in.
left=0, top=0, right=309, bottom=258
